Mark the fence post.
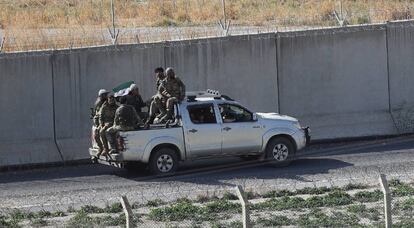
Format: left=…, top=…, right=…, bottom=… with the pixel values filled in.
left=0, top=36, right=5, bottom=53
left=235, top=186, right=251, bottom=228
left=120, top=196, right=134, bottom=228
left=379, top=174, right=392, bottom=228
left=109, top=0, right=119, bottom=45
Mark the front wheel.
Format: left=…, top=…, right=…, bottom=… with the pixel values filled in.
left=149, top=148, right=179, bottom=175
left=265, top=137, right=296, bottom=167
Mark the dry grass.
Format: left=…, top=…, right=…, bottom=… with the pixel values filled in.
left=0, top=0, right=413, bottom=52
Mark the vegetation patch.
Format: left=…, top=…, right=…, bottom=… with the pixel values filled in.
left=66, top=211, right=94, bottom=228
left=145, top=199, right=166, bottom=207
left=400, top=197, right=414, bottom=211
left=353, top=190, right=383, bottom=203
left=347, top=204, right=381, bottom=221
left=253, top=190, right=353, bottom=211
left=148, top=201, right=204, bottom=222
left=30, top=217, right=48, bottom=227
left=296, top=210, right=360, bottom=227
left=256, top=215, right=293, bottom=226
left=205, top=200, right=240, bottom=213
left=342, top=183, right=369, bottom=191
left=296, top=186, right=333, bottom=195
left=148, top=199, right=240, bottom=222
left=393, top=183, right=414, bottom=197
left=221, top=192, right=238, bottom=201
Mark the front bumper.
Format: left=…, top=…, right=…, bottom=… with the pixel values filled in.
left=302, top=127, right=311, bottom=145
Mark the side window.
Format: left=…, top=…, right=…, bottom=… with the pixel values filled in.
left=219, top=104, right=253, bottom=123
left=187, top=104, right=217, bottom=124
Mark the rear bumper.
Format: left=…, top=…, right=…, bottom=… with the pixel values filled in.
left=89, top=148, right=125, bottom=163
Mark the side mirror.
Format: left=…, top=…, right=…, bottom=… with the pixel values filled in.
left=252, top=113, right=258, bottom=121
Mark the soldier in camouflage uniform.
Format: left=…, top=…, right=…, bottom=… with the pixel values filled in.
left=144, top=67, right=167, bottom=128
left=93, top=89, right=109, bottom=154
left=125, top=83, right=147, bottom=120
left=106, top=98, right=142, bottom=153
left=98, top=93, right=119, bottom=156
left=158, top=67, right=186, bottom=123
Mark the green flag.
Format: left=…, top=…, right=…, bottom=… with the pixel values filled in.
left=113, top=81, right=134, bottom=97
left=113, top=81, right=134, bottom=93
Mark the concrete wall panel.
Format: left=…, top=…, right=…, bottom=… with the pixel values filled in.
left=277, top=26, right=398, bottom=139
left=165, top=34, right=279, bottom=112
left=53, top=45, right=165, bottom=160
left=0, top=54, right=62, bottom=166
left=387, top=21, right=414, bottom=133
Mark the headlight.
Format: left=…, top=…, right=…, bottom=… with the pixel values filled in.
left=293, top=121, right=301, bottom=129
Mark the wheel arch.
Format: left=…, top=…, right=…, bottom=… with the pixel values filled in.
left=142, top=136, right=185, bottom=163
left=264, top=134, right=298, bottom=153
left=150, top=143, right=182, bottom=161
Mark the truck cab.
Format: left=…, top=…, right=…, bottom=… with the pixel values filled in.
left=89, top=90, right=310, bottom=175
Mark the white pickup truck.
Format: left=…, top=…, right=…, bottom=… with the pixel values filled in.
left=89, top=91, right=310, bottom=174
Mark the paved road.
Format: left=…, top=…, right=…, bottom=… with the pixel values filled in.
left=0, top=135, right=413, bottom=212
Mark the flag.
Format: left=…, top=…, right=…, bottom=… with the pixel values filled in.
left=113, top=81, right=134, bottom=97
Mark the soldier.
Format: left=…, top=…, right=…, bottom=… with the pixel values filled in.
left=93, top=89, right=109, bottom=154
left=158, top=67, right=186, bottom=123
left=125, top=84, right=147, bottom=120
left=154, top=67, right=166, bottom=89
left=106, top=98, right=142, bottom=154
left=144, top=67, right=167, bottom=128
left=98, top=93, right=119, bottom=156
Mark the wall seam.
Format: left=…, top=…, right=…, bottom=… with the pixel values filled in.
left=50, top=52, right=65, bottom=163
left=275, top=32, right=281, bottom=114
left=385, top=22, right=400, bottom=134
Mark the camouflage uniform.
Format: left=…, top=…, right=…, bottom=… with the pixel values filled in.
left=106, top=104, right=142, bottom=152
left=98, top=101, right=119, bottom=152
left=93, top=97, right=106, bottom=151
left=146, top=76, right=167, bottom=125
left=125, top=94, right=147, bottom=120
left=93, top=98, right=105, bottom=126
left=158, top=77, right=186, bottom=121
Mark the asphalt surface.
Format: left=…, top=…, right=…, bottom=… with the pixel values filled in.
left=0, top=135, right=414, bottom=212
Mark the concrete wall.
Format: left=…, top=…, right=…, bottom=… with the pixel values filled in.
left=2, top=21, right=414, bottom=167
left=387, top=21, right=414, bottom=133
left=0, top=54, right=62, bottom=166
left=277, top=25, right=398, bottom=139
left=52, top=44, right=165, bottom=160
left=165, top=34, right=279, bottom=113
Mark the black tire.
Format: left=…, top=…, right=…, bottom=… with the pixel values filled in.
left=124, top=162, right=147, bottom=173
left=265, top=137, right=296, bottom=167
left=149, top=148, right=179, bottom=175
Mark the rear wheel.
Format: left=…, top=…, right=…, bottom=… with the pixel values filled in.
left=149, top=148, right=179, bottom=175
left=265, top=137, right=296, bottom=167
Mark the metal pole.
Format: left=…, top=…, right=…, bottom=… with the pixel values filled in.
left=120, top=196, right=134, bottom=228
left=379, top=174, right=392, bottom=228
left=235, top=186, right=251, bottom=228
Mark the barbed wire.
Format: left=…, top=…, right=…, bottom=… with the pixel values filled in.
left=1, top=20, right=413, bottom=60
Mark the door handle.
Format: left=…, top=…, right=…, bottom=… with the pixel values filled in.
left=223, top=127, right=232, bottom=131
left=189, top=129, right=198, bottom=133
left=253, top=125, right=260, bottom=128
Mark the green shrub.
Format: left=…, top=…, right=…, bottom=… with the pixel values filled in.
left=353, top=190, right=383, bottom=203
left=256, top=215, right=293, bottom=226
left=66, top=211, right=94, bottom=228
